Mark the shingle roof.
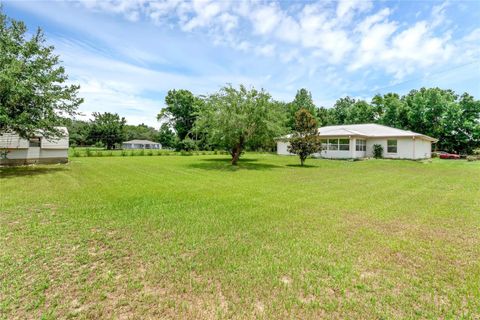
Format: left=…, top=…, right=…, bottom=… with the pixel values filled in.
left=277, top=124, right=438, bottom=142
left=318, top=124, right=437, bottom=141
left=123, top=140, right=160, bottom=144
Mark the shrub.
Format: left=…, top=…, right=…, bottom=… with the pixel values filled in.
left=147, top=150, right=153, bottom=156
left=106, top=151, right=113, bottom=157
left=85, top=148, right=93, bottom=157
left=95, top=151, right=103, bottom=157
left=473, top=148, right=480, bottom=156
left=467, top=155, right=479, bottom=161
left=138, top=150, right=145, bottom=156
left=176, top=138, right=197, bottom=152
left=373, top=144, right=383, bottom=159
left=93, top=141, right=104, bottom=148
left=129, top=151, right=135, bottom=156
left=121, top=150, right=128, bottom=156
left=72, top=149, right=81, bottom=157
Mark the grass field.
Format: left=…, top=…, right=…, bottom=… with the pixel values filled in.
left=1, top=154, right=479, bottom=319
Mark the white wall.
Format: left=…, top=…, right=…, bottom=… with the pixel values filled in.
left=5, top=149, right=67, bottom=159
left=278, top=137, right=432, bottom=159
left=366, top=137, right=432, bottom=159
left=41, top=136, right=69, bottom=149
left=0, top=133, right=29, bottom=149
left=414, top=139, right=432, bottom=159
left=277, top=141, right=292, bottom=155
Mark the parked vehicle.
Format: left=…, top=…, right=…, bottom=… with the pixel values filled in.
left=439, top=152, right=461, bottom=159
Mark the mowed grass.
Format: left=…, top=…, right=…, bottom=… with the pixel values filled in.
left=1, top=155, right=479, bottom=319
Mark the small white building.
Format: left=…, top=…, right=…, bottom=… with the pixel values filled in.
left=277, top=124, right=438, bottom=160
left=122, top=140, right=161, bottom=150
left=0, top=127, right=69, bottom=166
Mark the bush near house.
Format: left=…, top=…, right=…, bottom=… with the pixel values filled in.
left=373, top=144, right=384, bottom=158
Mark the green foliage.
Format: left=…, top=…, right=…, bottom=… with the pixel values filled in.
left=124, top=123, right=158, bottom=142
left=327, top=88, right=480, bottom=154
left=88, top=112, right=126, bottom=150
left=0, top=9, right=83, bottom=139
left=287, top=108, right=322, bottom=166
left=176, top=137, right=197, bottom=151
left=157, top=89, right=202, bottom=140
left=85, top=148, right=92, bottom=157
left=373, top=144, right=383, bottom=159
left=64, top=119, right=92, bottom=147
left=287, top=89, right=318, bottom=130
left=196, top=85, right=287, bottom=165
left=157, top=123, right=177, bottom=149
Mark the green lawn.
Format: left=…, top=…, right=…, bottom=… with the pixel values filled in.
left=1, top=155, right=479, bottom=319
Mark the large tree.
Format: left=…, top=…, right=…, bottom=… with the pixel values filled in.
left=0, top=9, right=82, bottom=139
left=288, top=108, right=322, bottom=166
left=287, top=88, right=317, bottom=130
left=88, top=112, right=126, bottom=150
left=157, top=89, right=201, bottom=141
left=124, top=123, right=158, bottom=141
left=196, top=85, right=286, bottom=165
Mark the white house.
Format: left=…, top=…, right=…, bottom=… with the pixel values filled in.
left=122, top=140, right=162, bottom=150
left=277, top=124, right=438, bottom=160
left=0, top=127, right=69, bottom=166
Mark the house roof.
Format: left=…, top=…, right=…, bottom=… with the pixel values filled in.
left=123, top=140, right=160, bottom=144
left=277, top=124, right=438, bottom=142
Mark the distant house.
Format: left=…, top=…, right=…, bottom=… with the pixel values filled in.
left=277, top=124, right=438, bottom=160
left=0, top=127, right=69, bottom=166
left=122, top=140, right=162, bottom=150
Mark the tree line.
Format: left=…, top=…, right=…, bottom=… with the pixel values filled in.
left=66, top=85, right=480, bottom=161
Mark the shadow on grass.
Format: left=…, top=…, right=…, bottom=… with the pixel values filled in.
left=0, top=166, right=68, bottom=179
left=188, top=157, right=280, bottom=171
left=286, top=164, right=317, bottom=168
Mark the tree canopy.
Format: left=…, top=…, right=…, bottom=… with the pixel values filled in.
left=288, top=108, right=323, bottom=166
left=287, top=89, right=318, bottom=130
left=157, top=89, right=202, bottom=141
left=196, top=85, right=286, bottom=164
left=88, top=112, right=126, bottom=150
left=325, top=88, right=480, bottom=153
left=0, top=9, right=83, bottom=139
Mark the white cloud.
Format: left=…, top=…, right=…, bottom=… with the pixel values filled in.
left=336, top=0, right=373, bottom=20
left=256, top=44, right=276, bottom=57
left=250, top=4, right=282, bottom=35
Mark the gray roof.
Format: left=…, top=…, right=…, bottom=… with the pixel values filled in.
left=123, top=140, right=160, bottom=144
left=278, top=124, right=437, bottom=142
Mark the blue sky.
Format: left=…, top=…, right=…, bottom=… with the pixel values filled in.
left=4, top=0, right=480, bottom=127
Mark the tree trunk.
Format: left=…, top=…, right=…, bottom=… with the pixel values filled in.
left=300, top=157, right=305, bottom=166
left=231, top=145, right=242, bottom=165
left=231, top=136, right=244, bottom=165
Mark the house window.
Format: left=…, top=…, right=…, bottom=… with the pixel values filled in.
left=328, top=139, right=339, bottom=150
left=356, top=139, right=366, bottom=151
left=339, top=139, right=350, bottom=151
left=29, top=137, right=41, bottom=147
left=387, top=140, right=397, bottom=153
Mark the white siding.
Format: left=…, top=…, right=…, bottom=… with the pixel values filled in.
left=4, top=149, right=67, bottom=159
left=41, top=136, right=69, bottom=149
left=278, top=136, right=433, bottom=159
left=414, top=139, right=432, bottom=159
left=366, top=137, right=428, bottom=159
left=0, top=133, right=29, bottom=149
left=277, top=141, right=292, bottom=155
